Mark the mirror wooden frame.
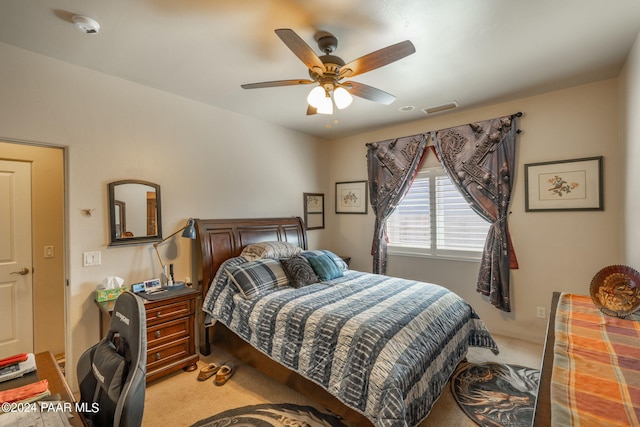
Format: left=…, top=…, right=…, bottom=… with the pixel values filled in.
left=108, top=179, right=162, bottom=246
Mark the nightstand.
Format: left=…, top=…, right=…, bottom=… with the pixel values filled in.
left=96, top=288, right=199, bottom=383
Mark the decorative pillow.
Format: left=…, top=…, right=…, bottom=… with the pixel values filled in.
left=240, top=241, right=303, bottom=261
left=302, top=250, right=349, bottom=271
left=307, top=254, right=344, bottom=281
left=281, top=256, right=320, bottom=288
left=225, top=259, right=289, bottom=300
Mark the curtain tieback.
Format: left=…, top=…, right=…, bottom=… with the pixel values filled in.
left=493, top=211, right=512, bottom=225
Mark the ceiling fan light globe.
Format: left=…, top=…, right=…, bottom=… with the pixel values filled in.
left=307, top=86, right=326, bottom=108
left=316, top=95, right=333, bottom=115
left=334, top=87, right=353, bottom=109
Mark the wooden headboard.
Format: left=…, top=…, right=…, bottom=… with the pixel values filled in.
left=192, top=216, right=370, bottom=425
left=194, top=217, right=307, bottom=354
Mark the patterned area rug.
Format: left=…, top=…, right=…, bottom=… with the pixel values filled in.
left=190, top=403, right=347, bottom=427
left=451, top=362, right=540, bottom=427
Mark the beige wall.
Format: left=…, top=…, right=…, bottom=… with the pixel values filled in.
left=620, top=33, right=640, bottom=264
left=0, top=141, right=65, bottom=355
left=0, top=42, right=330, bottom=390
left=326, top=79, right=622, bottom=344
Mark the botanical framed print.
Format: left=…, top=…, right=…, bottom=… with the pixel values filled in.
left=524, top=156, right=603, bottom=212
left=335, top=181, right=368, bottom=214
left=303, top=193, right=324, bottom=229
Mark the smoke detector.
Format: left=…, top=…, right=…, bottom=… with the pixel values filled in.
left=72, top=15, right=100, bottom=34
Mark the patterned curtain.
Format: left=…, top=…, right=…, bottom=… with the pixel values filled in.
left=433, top=115, right=519, bottom=312
left=366, top=134, right=429, bottom=274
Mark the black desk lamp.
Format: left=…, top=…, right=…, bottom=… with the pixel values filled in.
left=153, top=219, right=196, bottom=283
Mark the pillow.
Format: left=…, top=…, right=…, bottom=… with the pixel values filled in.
left=92, top=337, right=128, bottom=402
left=225, top=259, right=289, bottom=300
left=302, top=250, right=349, bottom=271
left=307, top=254, right=344, bottom=281
left=240, top=241, right=303, bottom=261
left=281, top=256, right=320, bottom=288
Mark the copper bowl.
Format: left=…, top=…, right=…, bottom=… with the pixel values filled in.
left=590, top=265, right=640, bottom=318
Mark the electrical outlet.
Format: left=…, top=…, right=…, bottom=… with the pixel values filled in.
left=537, top=306, right=546, bottom=319
left=83, top=251, right=101, bottom=266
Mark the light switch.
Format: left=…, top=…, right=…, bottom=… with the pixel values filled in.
left=83, top=251, right=101, bottom=266
left=44, top=245, right=54, bottom=258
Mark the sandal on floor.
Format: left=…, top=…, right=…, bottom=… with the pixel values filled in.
left=198, top=362, right=225, bottom=381
left=214, top=363, right=235, bottom=386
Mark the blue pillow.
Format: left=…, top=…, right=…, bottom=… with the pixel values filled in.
left=302, top=250, right=349, bottom=271
left=307, top=254, right=344, bottom=281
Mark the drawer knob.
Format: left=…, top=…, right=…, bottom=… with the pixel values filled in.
left=155, top=352, right=161, bottom=361
left=156, top=311, right=162, bottom=317
left=155, top=331, right=161, bottom=338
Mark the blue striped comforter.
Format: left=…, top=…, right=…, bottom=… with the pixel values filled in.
left=202, top=257, right=499, bottom=427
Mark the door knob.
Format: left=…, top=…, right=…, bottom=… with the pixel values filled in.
left=10, top=268, right=30, bottom=275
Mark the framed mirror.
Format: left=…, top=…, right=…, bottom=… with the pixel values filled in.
left=303, top=193, right=325, bottom=230
left=108, top=180, right=162, bottom=246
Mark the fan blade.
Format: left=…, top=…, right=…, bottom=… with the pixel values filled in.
left=241, top=79, right=315, bottom=89
left=346, top=81, right=396, bottom=105
left=339, top=40, right=415, bottom=78
left=275, top=29, right=326, bottom=74
left=306, top=105, right=317, bottom=115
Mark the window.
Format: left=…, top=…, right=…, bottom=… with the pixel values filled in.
left=386, top=167, right=490, bottom=260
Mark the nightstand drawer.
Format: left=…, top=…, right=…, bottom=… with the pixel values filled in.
left=146, top=299, right=193, bottom=325
left=147, top=336, right=191, bottom=370
left=147, top=317, right=190, bottom=347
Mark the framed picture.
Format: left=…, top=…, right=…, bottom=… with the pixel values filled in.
left=335, top=181, right=368, bottom=214
left=524, top=156, right=603, bottom=212
left=303, top=193, right=324, bottom=229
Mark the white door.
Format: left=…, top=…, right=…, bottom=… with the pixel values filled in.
left=0, top=159, right=33, bottom=358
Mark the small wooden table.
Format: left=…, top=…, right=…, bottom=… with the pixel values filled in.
left=36, top=351, right=87, bottom=426
left=532, top=292, right=559, bottom=426
left=0, top=351, right=87, bottom=426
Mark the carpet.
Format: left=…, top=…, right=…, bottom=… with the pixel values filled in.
left=451, top=362, right=540, bottom=427
left=190, top=403, right=347, bottom=427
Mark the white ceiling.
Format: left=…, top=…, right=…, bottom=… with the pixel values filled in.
left=1, top=0, right=640, bottom=139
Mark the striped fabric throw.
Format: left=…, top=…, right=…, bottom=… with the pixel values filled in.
left=203, top=258, right=499, bottom=427
left=551, top=293, right=640, bottom=426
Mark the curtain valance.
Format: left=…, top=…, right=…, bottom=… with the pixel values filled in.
left=366, top=113, right=520, bottom=312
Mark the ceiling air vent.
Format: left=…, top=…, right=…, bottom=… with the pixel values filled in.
left=422, top=101, right=459, bottom=115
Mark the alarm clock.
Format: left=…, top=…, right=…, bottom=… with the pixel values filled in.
left=143, top=278, right=162, bottom=293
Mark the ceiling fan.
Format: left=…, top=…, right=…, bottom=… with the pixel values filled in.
left=241, top=29, right=416, bottom=115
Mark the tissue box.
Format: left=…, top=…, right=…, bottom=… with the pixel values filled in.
left=95, top=285, right=130, bottom=302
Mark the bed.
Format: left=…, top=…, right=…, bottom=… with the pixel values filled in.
left=194, top=217, right=499, bottom=427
